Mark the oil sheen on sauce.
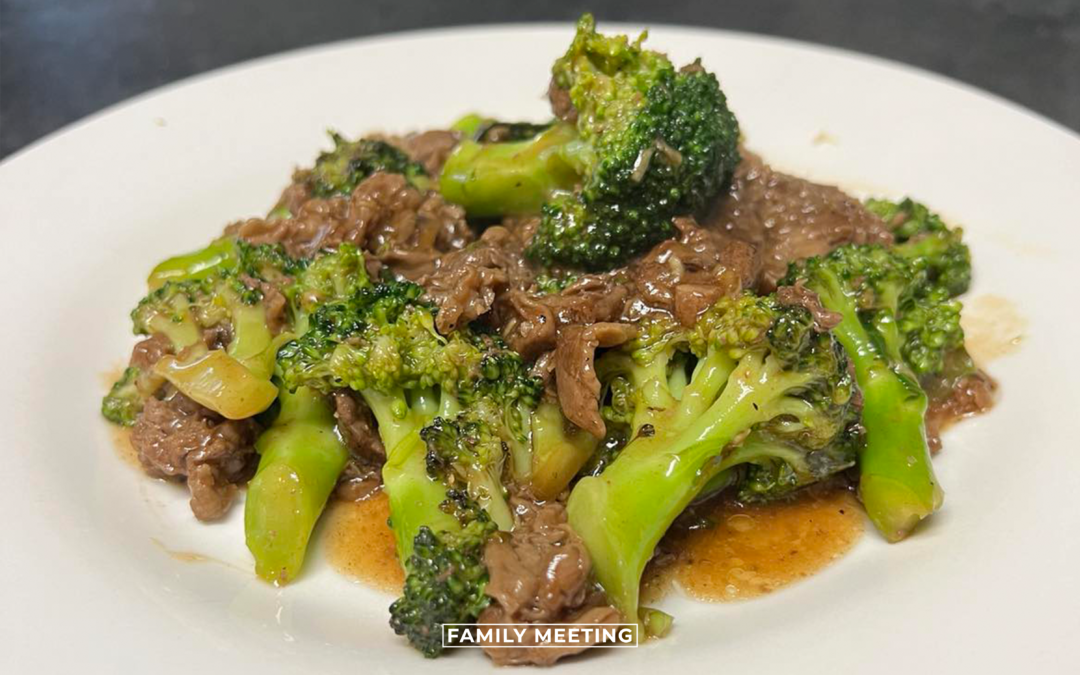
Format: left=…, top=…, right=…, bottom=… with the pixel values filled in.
left=325, top=488, right=863, bottom=603
left=644, top=488, right=864, bottom=602
left=961, top=294, right=1025, bottom=365
left=322, top=491, right=403, bottom=593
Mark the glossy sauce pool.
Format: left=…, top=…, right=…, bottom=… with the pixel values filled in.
left=322, top=491, right=404, bottom=593
left=324, top=487, right=864, bottom=602
left=644, top=488, right=864, bottom=602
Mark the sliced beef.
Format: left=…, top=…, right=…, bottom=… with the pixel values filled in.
left=236, top=172, right=474, bottom=279
left=395, top=130, right=460, bottom=176
left=776, top=280, right=843, bottom=332
left=708, top=152, right=893, bottom=290
left=273, top=181, right=312, bottom=218
left=131, top=390, right=259, bottom=520
left=494, top=274, right=629, bottom=361
left=625, top=216, right=759, bottom=326
left=332, top=390, right=386, bottom=501
left=240, top=274, right=290, bottom=334
left=333, top=390, right=385, bottom=461
left=548, top=79, right=578, bottom=124
left=925, top=371, right=996, bottom=453
left=130, top=333, right=173, bottom=371
left=201, top=324, right=233, bottom=351
left=555, top=323, right=637, bottom=438
left=479, top=500, right=620, bottom=666
left=422, top=227, right=531, bottom=334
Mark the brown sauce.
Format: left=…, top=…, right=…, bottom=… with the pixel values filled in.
left=644, top=488, right=863, bottom=602
left=322, top=487, right=862, bottom=602
left=322, top=491, right=404, bottom=593
left=961, top=294, right=1025, bottom=365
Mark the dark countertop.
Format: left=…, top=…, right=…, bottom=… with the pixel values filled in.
left=2, top=0, right=1078, bottom=159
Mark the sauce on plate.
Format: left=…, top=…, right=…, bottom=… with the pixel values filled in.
left=322, top=491, right=404, bottom=593
left=644, top=487, right=863, bottom=602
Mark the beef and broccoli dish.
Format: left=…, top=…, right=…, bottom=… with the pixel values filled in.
left=101, top=14, right=994, bottom=665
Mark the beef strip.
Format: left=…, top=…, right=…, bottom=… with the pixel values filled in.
left=239, top=274, right=290, bottom=334
left=708, top=151, right=893, bottom=290
left=130, top=333, right=173, bottom=371
left=273, top=181, right=312, bottom=218
left=494, top=274, right=629, bottom=361
left=478, top=499, right=620, bottom=666
left=131, top=390, right=259, bottom=520
left=422, top=226, right=532, bottom=333
left=555, top=323, right=638, bottom=438
left=331, top=390, right=386, bottom=501
left=395, top=130, right=460, bottom=176
left=776, top=280, right=843, bottom=331
left=624, top=216, right=759, bottom=326
left=333, top=390, right=385, bottom=461
left=925, top=371, right=996, bottom=453
left=236, top=172, right=473, bottom=279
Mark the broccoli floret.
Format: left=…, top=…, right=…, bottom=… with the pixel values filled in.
left=389, top=494, right=496, bottom=658
left=896, top=286, right=966, bottom=379
left=273, top=258, right=545, bottom=657
left=867, top=197, right=971, bottom=297
left=275, top=270, right=539, bottom=550
left=782, top=242, right=956, bottom=541
left=131, top=272, right=272, bottom=359
left=101, top=366, right=143, bottom=426
left=147, top=237, right=307, bottom=290
left=567, top=293, right=856, bottom=624
left=423, top=405, right=514, bottom=531
left=733, top=425, right=862, bottom=502
left=235, top=240, right=309, bottom=282
left=308, top=132, right=429, bottom=198
left=127, top=271, right=280, bottom=417
left=105, top=239, right=305, bottom=428
left=439, top=14, right=740, bottom=270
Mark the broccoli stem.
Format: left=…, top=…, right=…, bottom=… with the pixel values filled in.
left=529, top=400, right=598, bottom=500
left=382, top=431, right=462, bottom=561
left=153, top=350, right=278, bottom=419
left=244, top=386, right=349, bottom=584
left=147, top=237, right=237, bottom=289
left=566, top=352, right=810, bottom=622
left=438, top=123, right=587, bottom=217
left=365, top=388, right=463, bottom=562
left=829, top=308, right=941, bottom=540
left=825, top=294, right=943, bottom=542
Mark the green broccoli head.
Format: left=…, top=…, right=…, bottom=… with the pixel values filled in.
left=101, top=366, right=144, bottom=427
left=866, top=197, right=971, bottom=297
left=898, top=286, right=966, bottom=379
left=287, top=242, right=370, bottom=314
left=439, top=13, right=740, bottom=271
left=276, top=280, right=437, bottom=395
left=530, top=16, right=740, bottom=269
left=308, top=132, right=429, bottom=198
left=422, top=402, right=514, bottom=531
left=388, top=494, right=496, bottom=658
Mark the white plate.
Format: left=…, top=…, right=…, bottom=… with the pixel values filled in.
left=1, top=23, right=1078, bottom=674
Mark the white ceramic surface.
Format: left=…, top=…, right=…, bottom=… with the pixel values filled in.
left=1, top=23, right=1077, bottom=675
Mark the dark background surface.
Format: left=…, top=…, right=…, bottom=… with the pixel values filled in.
left=2, top=0, right=1078, bottom=159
